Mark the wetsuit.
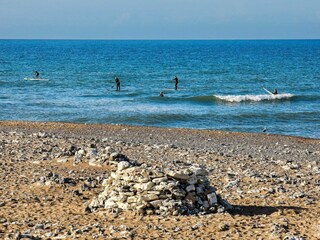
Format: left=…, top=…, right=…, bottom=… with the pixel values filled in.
left=115, top=77, right=120, bottom=91
left=173, top=76, right=178, bottom=90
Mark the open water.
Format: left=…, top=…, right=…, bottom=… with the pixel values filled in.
left=0, top=40, right=319, bottom=138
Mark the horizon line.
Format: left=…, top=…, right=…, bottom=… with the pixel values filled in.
left=0, top=38, right=319, bottom=41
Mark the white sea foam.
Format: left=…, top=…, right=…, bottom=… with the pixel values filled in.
left=215, top=94, right=294, bottom=103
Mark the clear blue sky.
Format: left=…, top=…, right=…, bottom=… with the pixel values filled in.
left=0, top=0, right=319, bottom=39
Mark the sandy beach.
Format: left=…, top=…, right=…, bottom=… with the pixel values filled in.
left=0, top=121, right=319, bottom=239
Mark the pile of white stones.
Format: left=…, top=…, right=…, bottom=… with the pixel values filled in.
left=89, top=161, right=232, bottom=216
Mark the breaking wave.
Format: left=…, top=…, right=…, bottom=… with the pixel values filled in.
left=214, top=94, right=294, bottom=103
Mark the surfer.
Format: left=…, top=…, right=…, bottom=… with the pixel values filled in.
left=273, top=89, right=278, bottom=95
left=115, top=77, right=120, bottom=91
left=159, top=92, right=164, bottom=97
left=35, top=71, right=40, bottom=79
left=173, top=76, right=178, bottom=90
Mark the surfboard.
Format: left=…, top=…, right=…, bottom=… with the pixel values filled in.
left=24, top=78, right=49, bottom=81
left=263, top=88, right=273, bottom=95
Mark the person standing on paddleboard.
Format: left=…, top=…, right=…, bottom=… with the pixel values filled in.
left=35, top=71, right=40, bottom=79
left=273, top=89, right=278, bottom=95
left=115, top=76, right=120, bottom=91
left=173, top=76, right=178, bottom=90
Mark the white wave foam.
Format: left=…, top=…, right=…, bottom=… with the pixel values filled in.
left=215, top=94, right=294, bottom=102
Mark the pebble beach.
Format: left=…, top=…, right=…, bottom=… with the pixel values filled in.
left=0, top=121, right=319, bottom=239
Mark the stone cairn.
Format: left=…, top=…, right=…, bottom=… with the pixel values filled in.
left=89, top=160, right=232, bottom=216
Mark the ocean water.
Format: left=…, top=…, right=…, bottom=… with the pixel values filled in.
left=0, top=40, right=319, bottom=138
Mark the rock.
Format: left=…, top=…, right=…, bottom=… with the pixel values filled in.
left=207, top=192, right=217, bottom=205
left=166, top=170, right=190, bottom=180
left=104, top=200, right=117, bottom=209
left=56, top=158, right=68, bottom=163
left=186, top=184, right=195, bottom=192
left=34, top=223, right=44, bottom=230
left=141, top=194, right=159, bottom=202
left=171, top=188, right=186, bottom=198
left=87, top=147, right=97, bottom=158
left=134, top=182, right=154, bottom=191
left=284, top=236, right=305, bottom=240
left=118, top=161, right=131, bottom=171
left=190, top=166, right=208, bottom=176
left=224, top=180, right=239, bottom=189
left=292, top=192, right=306, bottom=198
left=89, top=161, right=230, bottom=216
left=104, top=146, right=115, bottom=154
left=218, top=223, right=230, bottom=231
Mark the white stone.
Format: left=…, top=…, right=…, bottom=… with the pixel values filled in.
left=89, top=197, right=103, bottom=208
left=121, top=191, right=135, bottom=196
left=118, top=161, right=131, bottom=171
left=171, top=188, right=186, bottom=197
left=137, top=177, right=150, bottom=183
left=187, top=175, right=198, bottom=185
left=104, top=200, right=117, bottom=209
left=186, top=184, right=196, bottom=192
left=88, top=158, right=100, bottom=166
left=136, top=202, right=148, bottom=210
left=197, top=198, right=204, bottom=205
left=207, top=192, right=218, bottom=206
left=122, top=174, right=135, bottom=182
left=122, top=167, right=139, bottom=174
left=110, top=172, right=118, bottom=179
left=203, top=201, right=210, bottom=209
left=127, top=196, right=139, bottom=203
left=142, top=182, right=154, bottom=191
left=150, top=200, right=163, bottom=208
left=190, top=167, right=208, bottom=176
left=196, top=186, right=204, bottom=194
left=77, top=149, right=86, bottom=156
left=117, top=202, right=129, bottom=210
left=141, top=194, right=159, bottom=202
left=282, top=165, right=291, bottom=171
left=153, top=184, right=166, bottom=191
left=112, top=194, right=128, bottom=203
left=166, top=170, right=190, bottom=180
left=105, top=146, right=115, bottom=154
left=57, top=158, right=68, bottom=163
left=101, top=179, right=110, bottom=186
left=110, top=152, right=120, bottom=160
left=152, top=177, right=168, bottom=184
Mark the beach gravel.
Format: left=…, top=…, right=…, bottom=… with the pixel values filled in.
left=0, top=121, right=319, bottom=239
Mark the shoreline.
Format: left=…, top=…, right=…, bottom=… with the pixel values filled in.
left=1, top=120, right=319, bottom=141
left=0, top=120, right=319, bottom=239
left=1, top=120, right=319, bottom=160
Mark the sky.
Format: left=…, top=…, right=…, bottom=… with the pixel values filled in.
left=0, top=0, right=319, bottom=39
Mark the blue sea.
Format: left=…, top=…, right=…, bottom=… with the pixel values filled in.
left=0, top=40, right=319, bottom=138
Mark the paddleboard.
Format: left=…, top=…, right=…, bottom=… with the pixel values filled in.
left=163, top=88, right=186, bottom=91
left=24, top=78, right=49, bottom=81
left=263, top=88, right=273, bottom=95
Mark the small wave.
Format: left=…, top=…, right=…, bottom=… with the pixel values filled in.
left=79, top=93, right=107, bottom=98
left=214, top=94, right=294, bottom=103
left=186, top=96, right=217, bottom=103
left=0, top=95, right=10, bottom=100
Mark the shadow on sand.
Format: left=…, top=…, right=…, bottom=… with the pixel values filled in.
left=230, top=205, right=306, bottom=216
